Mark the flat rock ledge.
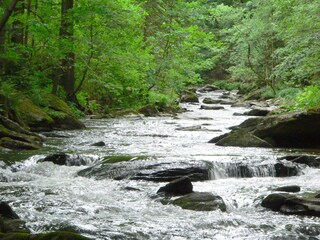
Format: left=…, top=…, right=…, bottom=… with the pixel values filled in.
left=209, top=108, right=320, bottom=148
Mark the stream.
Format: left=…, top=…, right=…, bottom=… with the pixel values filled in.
left=0, top=90, right=320, bottom=240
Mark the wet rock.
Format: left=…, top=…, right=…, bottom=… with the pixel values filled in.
left=0, top=202, right=30, bottom=234
left=243, top=108, right=270, bottom=116
left=198, top=85, right=219, bottom=93
left=91, top=141, right=106, bottom=147
left=278, top=155, right=320, bottom=168
left=0, top=231, right=92, bottom=240
left=273, top=185, right=301, bottom=193
left=209, top=108, right=320, bottom=149
left=176, top=125, right=202, bottom=131
left=180, top=92, right=199, bottom=103
left=200, top=105, right=224, bottom=110
left=131, top=167, right=209, bottom=182
left=157, top=177, right=193, bottom=195
left=172, top=192, right=227, bottom=212
left=274, top=163, right=299, bottom=177
left=0, top=137, right=42, bottom=150
left=261, top=193, right=320, bottom=217
left=315, top=192, right=320, bottom=198
left=40, top=154, right=87, bottom=166
left=138, top=104, right=159, bottom=117
left=202, top=98, right=221, bottom=104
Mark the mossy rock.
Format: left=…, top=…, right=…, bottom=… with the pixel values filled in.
left=42, top=94, right=75, bottom=117
left=172, top=192, right=227, bottom=212
left=102, top=155, right=149, bottom=164
left=180, top=92, right=199, bottom=103
left=0, top=137, right=41, bottom=150
left=15, top=98, right=54, bottom=132
left=0, top=231, right=92, bottom=240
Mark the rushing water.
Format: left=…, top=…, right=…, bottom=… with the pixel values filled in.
left=1, top=91, right=320, bottom=240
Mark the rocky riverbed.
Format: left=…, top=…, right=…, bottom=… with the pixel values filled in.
left=0, top=88, right=319, bottom=239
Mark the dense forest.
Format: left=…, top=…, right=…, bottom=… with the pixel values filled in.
left=0, top=0, right=319, bottom=115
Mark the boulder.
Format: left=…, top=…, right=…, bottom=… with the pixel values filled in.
left=274, top=163, right=299, bottom=177
left=39, top=154, right=88, bottom=166
left=172, top=192, right=227, bottom=212
left=198, top=85, right=219, bottom=93
left=138, top=104, right=159, bottom=117
left=202, top=98, right=221, bottom=104
left=200, top=105, right=224, bottom=110
left=180, top=92, right=199, bottom=103
left=91, top=141, right=106, bottom=147
left=243, top=108, right=270, bottom=116
left=261, top=193, right=320, bottom=217
left=0, top=116, right=43, bottom=150
left=278, top=155, right=320, bottom=168
left=209, top=108, right=320, bottom=148
left=0, top=202, right=30, bottom=234
left=157, top=177, right=193, bottom=195
left=273, top=185, right=301, bottom=193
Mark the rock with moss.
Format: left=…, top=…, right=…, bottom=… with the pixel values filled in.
left=180, top=92, right=199, bottom=103
left=0, top=117, right=43, bottom=150
left=15, top=98, right=54, bottom=132
left=261, top=193, right=320, bottom=217
left=172, top=192, right=227, bottom=212
left=157, top=177, right=193, bottom=196
left=138, top=104, right=159, bottom=117
left=209, top=108, right=320, bottom=148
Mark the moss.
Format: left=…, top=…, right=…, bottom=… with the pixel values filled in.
left=102, top=155, right=149, bottom=164
left=172, top=192, right=227, bottom=212
left=42, top=94, right=75, bottom=117
left=15, top=98, right=54, bottom=130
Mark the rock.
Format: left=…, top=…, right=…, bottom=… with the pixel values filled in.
left=278, top=155, right=320, bottom=168
left=172, top=192, right=227, bottom=212
left=180, top=92, right=199, bottom=103
left=200, top=105, right=224, bottom=110
left=0, top=231, right=92, bottom=240
left=131, top=167, right=209, bottom=182
left=261, top=193, right=320, bottom=217
left=274, top=163, right=299, bottom=177
left=176, top=125, right=202, bottom=131
left=40, top=154, right=87, bottom=166
left=138, top=104, right=159, bottom=117
left=91, top=141, right=106, bottom=147
left=209, top=108, right=320, bottom=148
left=0, top=202, right=19, bottom=219
left=198, top=84, right=219, bottom=93
left=214, top=130, right=273, bottom=148
left=243, top=108, right=270, bottom=116
left=202, top=98, right=221, bottom=104
left=273, top=185, right=301, bottom=193
left=0, top=115, right=44, bottom=150
left=157, top=177, right=193, bottom=195
left=0, top=137, right=42, bottom=150
left=0, top=202, right=30, bottom=234
left=15, top=98, right=55, bottom=132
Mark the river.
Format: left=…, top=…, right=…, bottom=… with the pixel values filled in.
left=0, top=90, right=319, bottom=239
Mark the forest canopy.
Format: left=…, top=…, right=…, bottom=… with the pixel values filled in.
left=0, top=0, right=319, bottom=113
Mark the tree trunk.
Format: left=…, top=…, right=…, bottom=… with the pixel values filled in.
left=54, top=0, right=76, bottom=103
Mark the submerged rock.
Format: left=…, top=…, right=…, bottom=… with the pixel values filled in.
left=209, top=108, right=320, bottom=148
left=40, top=153, right=88, bottom=166
left=273, top=185, right=301, bottom=193
left=200, top=105, right=224, bottom=110
left=261, top=193, right=320, bottom=217
left=91, top=141, right=106, bottom=147
left=172, top=192, right=227, bottom=212
left=157, top=177, right=193, bottom=195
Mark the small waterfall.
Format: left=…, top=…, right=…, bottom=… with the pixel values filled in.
left=208, top=162, right=278, bottom=179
